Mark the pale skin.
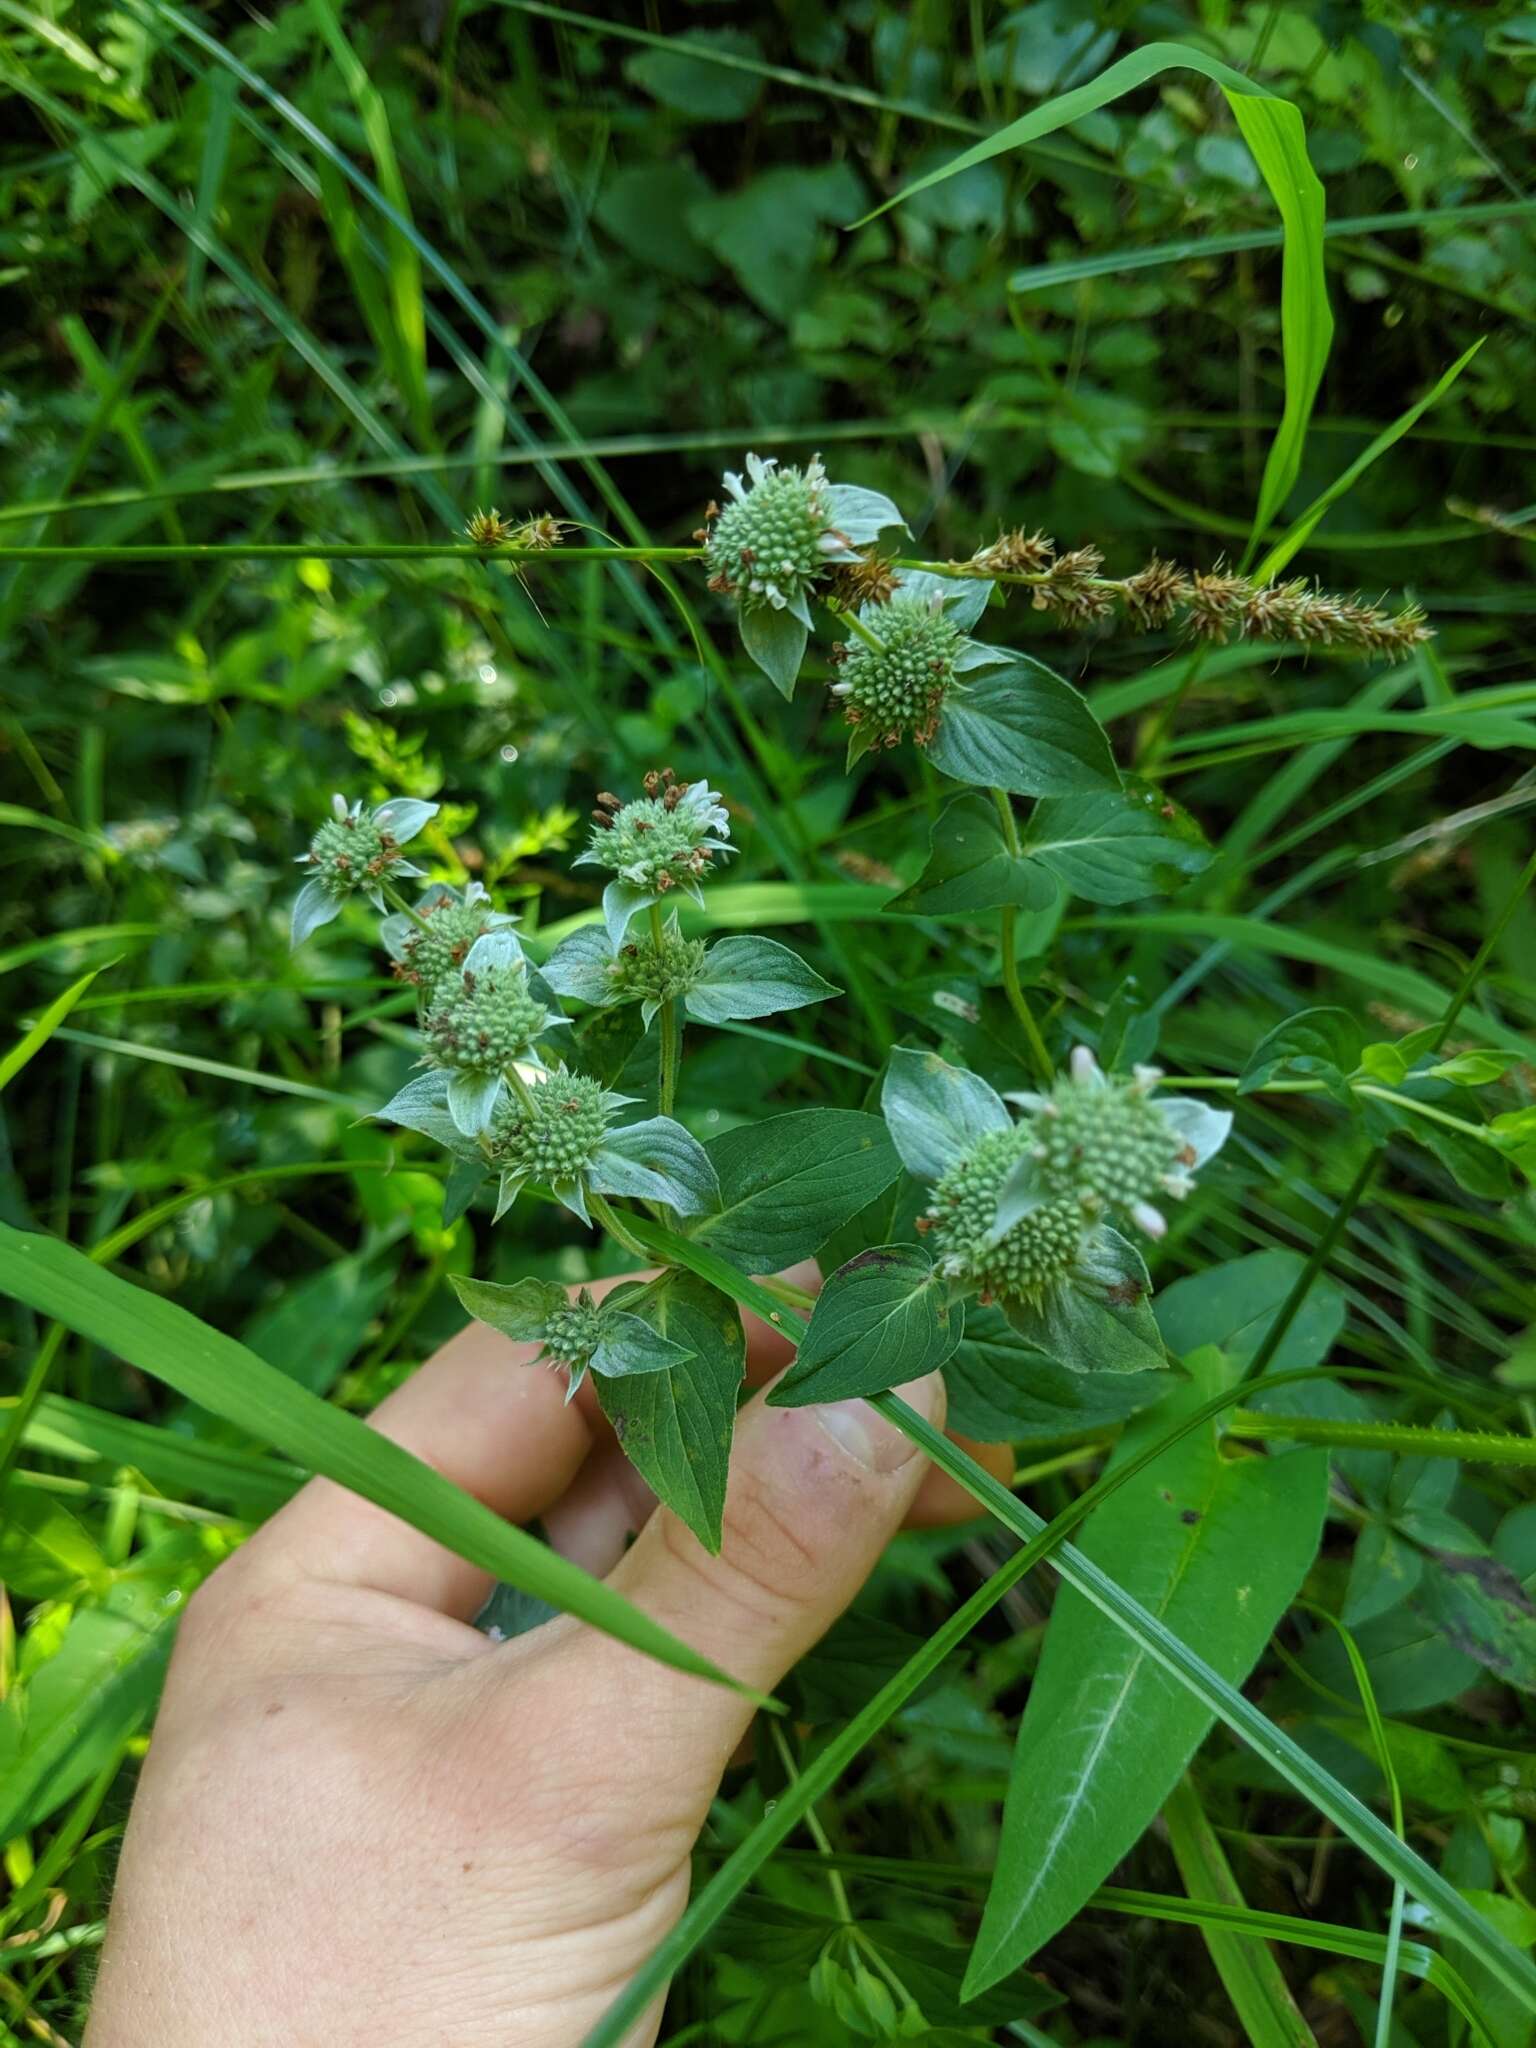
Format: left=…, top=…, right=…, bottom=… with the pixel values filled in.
left=84, top=1265, right=1011, bottom=2047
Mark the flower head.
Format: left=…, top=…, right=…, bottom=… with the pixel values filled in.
left=1006, top=1045, right=1232, bottom=1240
left=574, top=769, right=734, bottom=945
left=419, top=928, right=561, bottom=1136
left=923, top=1123, right=1087, bottom=1304
left=382, top=881, right=518, bottom=1000
left=449, top=1275, right=691, bottom=1403
left=701, top=454, right=908, bottom=695
left=833, top=591, right=963, bottom=750
left=703, top=453, right=850, bottom=619
left=487, top=1069, right=615, bottom=1187
left=291, top=795, right=438, bottom=948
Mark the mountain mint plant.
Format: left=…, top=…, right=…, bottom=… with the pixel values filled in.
left=274, top=451, right=1458, bottom=1552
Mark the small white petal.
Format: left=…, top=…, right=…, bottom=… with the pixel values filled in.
left=1070, top=1045, right=1101, bottom=1086
left=331, top=792, right=348, bottom=819
left=1130, top=1201, right=1167, bottom=1239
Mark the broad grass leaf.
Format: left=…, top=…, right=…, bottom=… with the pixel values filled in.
left=769, top=1246, right=961, bottom=1405
left=593, top=1266, right=745, bottom=1552
left=888, top=792, right=1058, bottom=917
left=968, top=1353, right=1329, bottom=1988
left=0, top=1224, right=749, bottom=1695
left=0, top=1491, right=110, bottom=1600
left=691, top=1108, right=901, bottom=1272
left=1020, top=783, right=1211, bottom=905
left=944, top=1303, right=1170, bottom=1443
left=860, top=43, right=1332, bottom=561
left=928, top=659, right=1119, bottom=798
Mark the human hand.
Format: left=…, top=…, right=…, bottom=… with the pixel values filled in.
left=84, top=1267, right=1010, bottom=2047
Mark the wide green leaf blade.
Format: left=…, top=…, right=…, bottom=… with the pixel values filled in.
left=969, top=1350, right=1330, bottom=1986
left=0, top=1224, right=752, bottom=1697
left=691, top=1109, right=901, bottom=1272
left=928, top=659, right=1119, bottom=799
left=593, top=1266, right=745, bottom=1552
left=769, top=1246, right=961, bottom=1405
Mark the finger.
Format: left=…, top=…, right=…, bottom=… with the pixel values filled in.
left=241, top=1315, right=594, bottom=1618
left=551, top=1369, right=946, bottom=1822
left=542, top=1436, right=656, bottom=1577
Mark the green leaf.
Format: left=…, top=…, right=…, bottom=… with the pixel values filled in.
left=690, top=162, right=863, bottom=321
left=1239, top=1007, right=1362, bottom=1104
left=0, top=1490, right=109, bottom=1600
left=1410, top=1547, right=1536, bottom=1694
left=0, top=1533, right=198, bottom=1840
left=944, top=1303, right=1170, bottom=1443
left=450, top=1273, right=567, bottom=1344
left=968, top=1353, right=1329, bottom=1988
left=593, top=1266, right=745, bottom=1552
left=1156, top=1250, right=1346, bottom=1375
left=928, top=659, right=1120, bottom=799
left=1003, top=1229, right=1166, bottom=1375
left=860, top=44, right=1332, bottom=565
left=691, top=1109, right=902, bottom=1273
left=0, top=962, right=105, bottom=1093
left=685, top=935, right=839, bottom=1024
left=737, top=600, right=809, bottom=696
left=1430, top=1050, right=1517, bottom=1087
left=769, top=1246, right=961, bottom=1405
left=242, top=1250, right=395, bottom=1395
left=589, top=1310, right=693, bottom=1381
left=887, top=792, right=1058, bottom=917
left=1018, top=781, right=1210, bottom=904
left=0, top=1224, right=750, bottom=1697
left=880, top=1044, right=1011, bottom=1181
left=594, top=1116, right=721, bottom=1214
left=1252, top=338, right=1485, bottom=583
left=624, top=27, right=764, bottom=121
left=1161, top=1777, right=1322, bottom=2048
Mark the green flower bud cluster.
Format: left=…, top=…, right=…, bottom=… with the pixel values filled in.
left=832, top=593, right=961, bottom=748
left=394, top=896, right=499, bottom=995
left=1033, top=1067, right=1182, bottom=1215
left=704, top=454, right=838, bottom=614
left=305, top=810, right=399, bottom=901
left=423, top=960, right=545, bottom=1073
left=540, top=1291, right=607, bottom=1373
left=607, top=927, right=707, bottom=1008
left=582, top=774, right=732, bottom=895
left=489, top=1070, right=611, bottom=1182
left=925, top=1125, right=1085, bottom=1305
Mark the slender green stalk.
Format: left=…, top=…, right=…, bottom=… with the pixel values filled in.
left=0, top=542, right=701, bottom=563
left=1226, top=1413, right=1536, bottom=1464
left=1429, top=841, right=1536, bottom=1051
left=990, top=787, right=1053, bottom=1085
left=1238, top=1146, right=1379, bottom=1388
left=650, top=904, right=681, bottom=1118
left=587, top=1191, right=650, bottom=1262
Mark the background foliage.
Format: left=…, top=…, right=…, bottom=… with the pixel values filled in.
left=3, top=1, right=1536, bottom=2042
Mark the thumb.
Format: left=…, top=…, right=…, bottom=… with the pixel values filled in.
left=569, top=1368, right=945, bottom=1816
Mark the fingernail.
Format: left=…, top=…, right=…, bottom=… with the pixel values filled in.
left=812, top=1375, right=941, bottom=1475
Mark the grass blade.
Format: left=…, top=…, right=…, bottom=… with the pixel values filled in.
left=0, top=1224, right=759, bottom=1701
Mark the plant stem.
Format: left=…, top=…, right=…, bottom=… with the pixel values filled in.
left=380, top=878, right=433, bottom=928
left=0, top=542, right=703, bottom=563
left=1238, top=1146, right=1380, bottom=1388
left=1429, top=841, right=1536, bottom=1051
left=503, top=1064, right=538, bottom=1112
left=769, top=1722, right=852, bottom=1923
left=989, top=788, right=1053, bottom=1085
left=1225, top=1413, right=1536, bottom=1465
left=650, top=904, right=682, bottom=1117
left=587, top=1191, right=650, bottom=1262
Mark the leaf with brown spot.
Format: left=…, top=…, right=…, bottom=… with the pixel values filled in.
left=1411, top=1544, right=1536, bottom=1694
